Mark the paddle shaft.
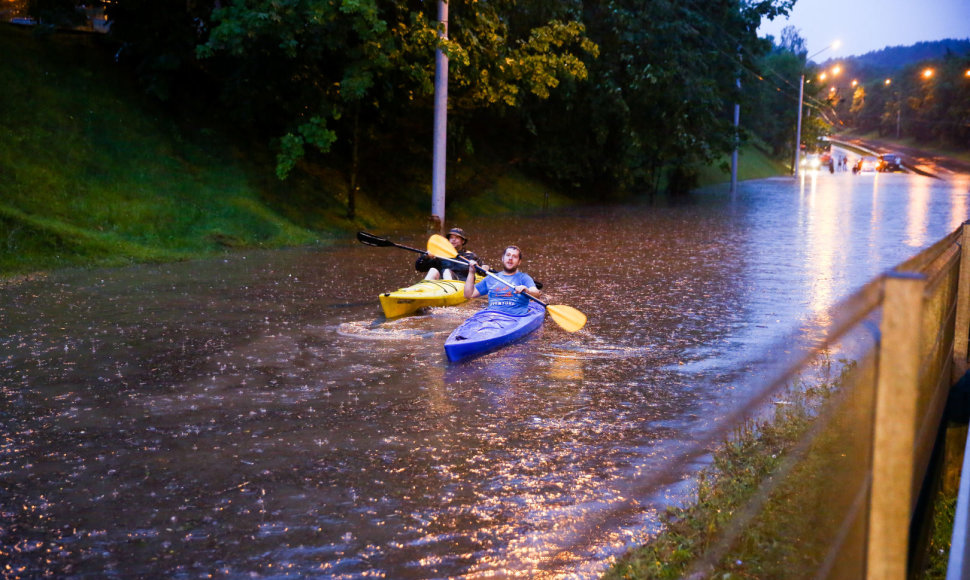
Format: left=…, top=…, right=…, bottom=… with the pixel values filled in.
left=459, top=256, right=548, bottom=308
left=357, top=232, right=470, bottom=270
left=359, top=231, right=523, bottom=282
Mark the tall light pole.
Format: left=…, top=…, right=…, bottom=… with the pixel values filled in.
left=793, top=72, right=805, bottom=178
left=896, top=102, right=901, bottom=139
left=730, top=46, right=741, bottom=195
left=884, top=78, right=900, bottom=139
left=430, top=0, right=448, bottom=233
left=794, top=40, right=840, bottom=179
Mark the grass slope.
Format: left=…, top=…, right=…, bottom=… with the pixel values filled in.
left=0, top=25, right=787, bottom=278
left=0, top=25, right=327, bottom=276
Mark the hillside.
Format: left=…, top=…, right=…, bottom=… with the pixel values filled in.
left=0, top=25, right=338, bottom=276
left=0, top=24, right=785, bottom=278
left=0, top=24, right=594, bottom=278
left=822, top=38, right=970, bottom=75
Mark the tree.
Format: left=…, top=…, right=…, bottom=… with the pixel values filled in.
left=107, top=0, right=220, bottom=102
left=27, top=0, right=88, bottom=28
left=778, top=24, right=806, bottom=56
left=518, top=0, right=793, bottom=197
left=849, top=85, right=866, bottom=127
left=195, top=0, right=596, bottom=218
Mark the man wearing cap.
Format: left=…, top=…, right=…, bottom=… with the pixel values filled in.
left=416, top=227, right=483, bottom=280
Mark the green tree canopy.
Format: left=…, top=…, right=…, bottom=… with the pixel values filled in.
left=195, top=0, right=596, bottom=183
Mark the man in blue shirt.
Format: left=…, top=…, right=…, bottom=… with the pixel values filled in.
left=463, top=245, right=540, bottom=316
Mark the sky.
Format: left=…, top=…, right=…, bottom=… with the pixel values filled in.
left=758, top=0, right=970, bottom=59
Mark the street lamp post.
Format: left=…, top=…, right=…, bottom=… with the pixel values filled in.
left=794, top=40, right=840, bottom=179
left=896, top=102, right=901, bottom=139
left=430, top=0, right=448, bottom=233
left=793, top=73, right=805, bottom=178
left=731, top=46, right=741, bottom=195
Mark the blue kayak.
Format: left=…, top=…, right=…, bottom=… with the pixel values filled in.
left=444, top=302, right=545, bottom=362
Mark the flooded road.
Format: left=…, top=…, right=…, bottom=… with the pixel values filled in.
left=3, top=164, right=970, bottom=578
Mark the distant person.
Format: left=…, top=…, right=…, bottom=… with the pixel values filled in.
left=416, top=227, right=482, bottom=280
left=463, top=246, right=539, bottom=315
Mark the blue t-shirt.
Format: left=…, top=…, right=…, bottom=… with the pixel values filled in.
left=475, top=272, right=536, bottom=315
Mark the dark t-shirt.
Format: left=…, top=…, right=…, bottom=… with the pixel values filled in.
left=415, top=249, right=480, bottom=276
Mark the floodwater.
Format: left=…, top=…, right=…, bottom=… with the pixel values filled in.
left=3, top=160, right=970, bottom=578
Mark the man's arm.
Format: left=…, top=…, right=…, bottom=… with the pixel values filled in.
left=464, top=261, right=481, bottom=299
left=514, top=274, right=540, bottom=298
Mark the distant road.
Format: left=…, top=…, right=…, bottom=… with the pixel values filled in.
left=830, top=136, right=970, bottom=179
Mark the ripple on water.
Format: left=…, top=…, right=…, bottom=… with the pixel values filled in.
left=336, top=320, right=440, bottom=341
left=542, top=343, right=647, bottom=360
left=336, top=307, right=471, bottom=341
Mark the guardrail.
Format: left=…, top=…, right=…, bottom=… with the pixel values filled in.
left=868, top=224, right=965, bottom=577
left=673, top=221, right=970, bottom=578
left=820, top=223, right=966, bottom=577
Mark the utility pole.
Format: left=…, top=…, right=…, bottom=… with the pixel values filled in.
left=793, top=73, right=804, bottom=179
left=794, top=41, right=839, bottom=179
left=730, top=46, right=740, bottom=195
left=430, top=0, right=448, bottom=234
left=896, top=103, right=901, bottom=139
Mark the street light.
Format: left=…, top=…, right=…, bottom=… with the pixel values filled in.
left=794, top=40, right=840, bottom=178
left=882, top=77, right=901, bottom=138
left=430, top=0, right=449, bottom=232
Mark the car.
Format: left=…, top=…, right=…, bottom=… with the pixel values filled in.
left=819, top=151, right=835, bottom=171
left=878, top=153, right=903, bottom=172
left=853, top=156, right=879, bottom=174
left=801, top=153, right=821, bottom=171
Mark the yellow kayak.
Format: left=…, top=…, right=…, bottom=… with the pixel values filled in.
left=379, top=277, right=482, bottom=318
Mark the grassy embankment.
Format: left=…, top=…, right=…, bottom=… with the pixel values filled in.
left=603, top=358, right=956, bottom=579
left=1, top=25, right=348, bottom=277
left=0, top=24, right=786, bottom=279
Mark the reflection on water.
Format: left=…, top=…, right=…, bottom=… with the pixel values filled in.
left=906, top=175, right=931, bottom=248
left=804, top=174, right=841, bottom=321
left=2, top=171, right=969, bottom=577
left=545, top=350, right=586, bottom=382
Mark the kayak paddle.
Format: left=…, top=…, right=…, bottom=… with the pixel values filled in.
left=358, top=231, right=542, bottom=288
left=357, top=231, right=468, bottom=268
left=427, top=234, right=587, bottom=332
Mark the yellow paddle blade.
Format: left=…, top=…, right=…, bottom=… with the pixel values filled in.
left=547, top=304, right=587, bottom=333
left=427, top=234, right=459, bottom=259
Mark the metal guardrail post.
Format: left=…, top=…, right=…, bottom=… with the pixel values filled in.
left=868, top=272, right=927, bottom=579
left=953, top=222, right=970, bottom=382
